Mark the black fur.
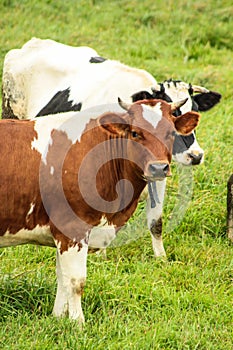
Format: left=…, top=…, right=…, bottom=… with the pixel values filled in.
left=36, top=88, right=82, bottom=117
left=172, top=133, right=195, bottom=154
left=192, top=91, right=222, bottom=111
left=89, top=56, right=107, bottom=63
left=131, top=86, right=172, bottom=103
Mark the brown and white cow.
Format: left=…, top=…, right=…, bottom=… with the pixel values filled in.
left=0, top=99, right=200, bottom=323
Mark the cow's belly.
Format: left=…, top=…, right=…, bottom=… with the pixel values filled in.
left=0, top=225, right=55, bottom=248
left=88, top=218, right=116, bottom=249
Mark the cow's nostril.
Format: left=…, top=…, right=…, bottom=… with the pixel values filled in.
left=188, top=153, right=203, bottom=165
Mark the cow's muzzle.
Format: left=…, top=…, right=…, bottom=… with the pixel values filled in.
left=187, top=152, right=204, bottom=165
left=145, top=162, right=171, bottom=181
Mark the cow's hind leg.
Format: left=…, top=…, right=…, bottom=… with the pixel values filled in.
left=53, top=242, right=88, bottom=324
left=146, top=180, right=166, bottom=258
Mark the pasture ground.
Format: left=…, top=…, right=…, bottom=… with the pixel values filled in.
left=0, top=1, right=232, bottom=349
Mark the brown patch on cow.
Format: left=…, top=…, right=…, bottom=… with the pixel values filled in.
left=0, top=119, right=49, bottom=237
left=39, top=129, right=93, bottom=252
left=71, top=278, right=85, bottom=295
left=150, top=217, right=162, bottom=238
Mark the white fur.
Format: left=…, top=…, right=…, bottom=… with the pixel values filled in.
left=146, top=179, right=167, bottom=257
left=142, top=103, right=162, bottom=128
left=0, top=225, right=54, bottom=247
left=26, top=202, right=35, bottom=216
left=88, top=216, right=116, bottom=249
left=162, top=81, right=193, bottom=114
left=50, top=166, right=54, bottom=175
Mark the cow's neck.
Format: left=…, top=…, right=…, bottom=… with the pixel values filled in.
left=94, top=134, right=146, bottom=227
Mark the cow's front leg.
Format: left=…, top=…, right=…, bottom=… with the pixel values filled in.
left=146, top=179, right=166, bottom=258
left=53, top=241, right=88, bottom=324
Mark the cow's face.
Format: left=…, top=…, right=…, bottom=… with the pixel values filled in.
left=131, top=80, right=219, bottom=166
left=99, top=99, right=200, bottom=181
left=162, top=80, right=204, bottom=165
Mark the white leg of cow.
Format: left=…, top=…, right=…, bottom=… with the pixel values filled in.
left=146, top=179, right=166, bottom=258
left=53, top=249, right=69, bottom=317
left=53, top=242, right=88, bottom=324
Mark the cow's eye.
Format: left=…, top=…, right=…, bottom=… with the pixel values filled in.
left=131, top=130, right=139, bottom=138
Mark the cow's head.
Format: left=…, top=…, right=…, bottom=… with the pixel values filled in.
left=131, top=79, right=221, bottom=166
left=99, top=98, right=200, bottom=181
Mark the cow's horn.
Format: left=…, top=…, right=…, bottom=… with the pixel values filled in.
left=191, top=85, right=209, bottom=93
left=170, top=98, right=188, bottom=111
left=118, top=97, right=131, bottom=111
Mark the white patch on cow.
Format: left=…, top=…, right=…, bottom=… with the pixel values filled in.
left=31, top=111, right=91, bottom=164
left=27, top=202, right=35, bottom=217
left=173, top=139, right=204, bottom=165
left=50, top=166, right=54, bottom=175
left=0, top=225, right=54, bottom=248
left=31, top=104, right=132, bottom=164
left=142, top=103, right=162, bottom=128
left=53, top=239, right=88, bottom=323
left=163, top=81, right=193, bottom=114
left=68, top=59, right=160, bottom=110
left=146, top=179, right=167, bottom=257
left=88, top=216, right=116, bottom=249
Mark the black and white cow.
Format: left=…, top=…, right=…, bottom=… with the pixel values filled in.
left=2, top=38, right=221, bottom=256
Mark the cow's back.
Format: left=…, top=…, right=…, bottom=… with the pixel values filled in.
left=2, top=38, right=158, bottom=118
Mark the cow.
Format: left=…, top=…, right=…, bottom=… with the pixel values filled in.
left=0, top=98, right=200, bottom=323
left=1, top=38, right=221, bottom=257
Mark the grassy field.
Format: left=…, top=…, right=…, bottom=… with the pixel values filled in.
left=0, top=0, right=232, bottom=349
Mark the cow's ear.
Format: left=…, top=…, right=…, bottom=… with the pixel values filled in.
left=98, top=113, right=128, bottom=135
left=193, top=91, right=221, bottom=111
left=174, top=111, right=200, bottom=135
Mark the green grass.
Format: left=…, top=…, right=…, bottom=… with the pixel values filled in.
left=0, top=0, right=233, bottom=349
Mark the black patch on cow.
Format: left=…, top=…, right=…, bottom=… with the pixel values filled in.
left=192, top=91, right=222, bottom=111
left=89, top=56, right=107, bottom=63
left=150, top=218, right=162, bottom=238
left=36, top=88, right=82, bottom=117
left=131, top=85, right=172, bottom=103
left=172, top=133, right=195, bottom=155
left=131, top=90, right=154, bottom=101
left=164, top=78, right=182, bottom=88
